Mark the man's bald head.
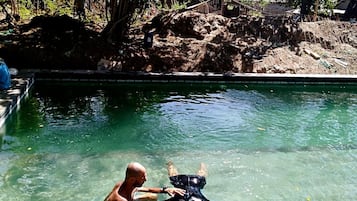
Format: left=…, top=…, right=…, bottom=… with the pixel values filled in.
left=126, top=162, right=146, bottom=179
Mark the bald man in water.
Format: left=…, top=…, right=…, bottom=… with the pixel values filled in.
left=104, top=162, right=185, bottom=201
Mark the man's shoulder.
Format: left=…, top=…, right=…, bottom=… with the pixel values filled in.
left=105, top=181, right=124, bottom=201
left=105, top=184, right=128, bottom=201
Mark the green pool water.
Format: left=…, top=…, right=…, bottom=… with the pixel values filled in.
left=0, top=83, right=356, bottom=201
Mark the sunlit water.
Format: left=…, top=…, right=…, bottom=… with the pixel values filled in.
left=0, top=83, right=356, bottom=201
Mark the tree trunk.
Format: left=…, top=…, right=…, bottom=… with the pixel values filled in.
left=313, top=0, right=318, bottom=21
left=102, top=0, right=136, bottom=44
left=10, top=0, right=18, bottom=16
left=301, top=0, right=313, bottom=16
left=74, top=0, right=86, bottom=20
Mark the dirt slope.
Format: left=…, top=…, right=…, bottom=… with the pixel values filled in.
left=123, top=11, right=356, bottom=74
left=1, top=11, right=356, bottom=74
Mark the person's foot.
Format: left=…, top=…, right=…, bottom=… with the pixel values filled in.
left=197, top=163, right=207, bottom=177
left=166, top=161, right=178, bottom=176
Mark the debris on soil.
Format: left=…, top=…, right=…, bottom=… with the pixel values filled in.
left=0, top=10, right=356, bottom=74
left=122, top=11, right=356, bottom=74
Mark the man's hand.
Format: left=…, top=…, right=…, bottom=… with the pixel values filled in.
left=164, top=187, right=185, bottom=197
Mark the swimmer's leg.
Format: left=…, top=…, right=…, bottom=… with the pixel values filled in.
left=167, top=161, right=178, bottom=176
left=197, top=163, right=207, bottom=177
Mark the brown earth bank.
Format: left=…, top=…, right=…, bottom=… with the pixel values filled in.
left=0, top=11, right=356, bottom=74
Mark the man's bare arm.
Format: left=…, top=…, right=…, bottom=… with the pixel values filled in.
left=136, top=187, right=185, bottom=196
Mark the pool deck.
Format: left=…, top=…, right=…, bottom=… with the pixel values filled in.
left=0, top=70, right=357, bottom=128
left=0, top=75, right=34, bottom=127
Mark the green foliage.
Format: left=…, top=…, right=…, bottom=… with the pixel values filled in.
left=18, top=5, right=31, bottom=19
left=287, top=0, right=301, bottom=7
left=9, top=0, right=104, bottom=23
left=171, top=1, right=187, bottom=10
left=258, top=0, right=269, bottom=7
left=288, top=0, right=338, bottom=9
left=46, top=0, right=59, bottom=14
left=7, top=0, right=191, bottom=22
left=156, top=0, right=188, bottom=11
left=324, top=0, right=337, bottom=10
left=318, top=0, right=338, bottom=16
left=18, top=0, right=33, bottom=19
left=16, top=0, right=74, bottom=19
left=239, top=0, right=268, bottom=6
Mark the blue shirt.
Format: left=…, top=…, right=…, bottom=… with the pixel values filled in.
left=0, top=61, right=11, bottom=90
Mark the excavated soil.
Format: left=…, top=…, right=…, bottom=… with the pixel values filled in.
left=1, top=11, right=356, bottom=74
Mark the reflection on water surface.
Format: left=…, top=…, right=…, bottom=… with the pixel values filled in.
left=1, top=83, right=356, bottom=201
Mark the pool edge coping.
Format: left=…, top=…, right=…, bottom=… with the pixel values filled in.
left=32, top=70, right=357, bottom=85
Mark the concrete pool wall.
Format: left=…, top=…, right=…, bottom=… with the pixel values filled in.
left=0, top=70, right=356, bottom=128
left=0, top=76, right=34, bottom=128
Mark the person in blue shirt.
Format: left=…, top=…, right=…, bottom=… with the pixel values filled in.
left=0, top=58, right=11, bottom=90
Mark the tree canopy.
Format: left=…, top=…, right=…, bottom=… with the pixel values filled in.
left=1, top=0, right=355, bottom=43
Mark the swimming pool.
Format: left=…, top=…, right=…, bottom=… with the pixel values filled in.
left=0, top=83, right=356, bottom=201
